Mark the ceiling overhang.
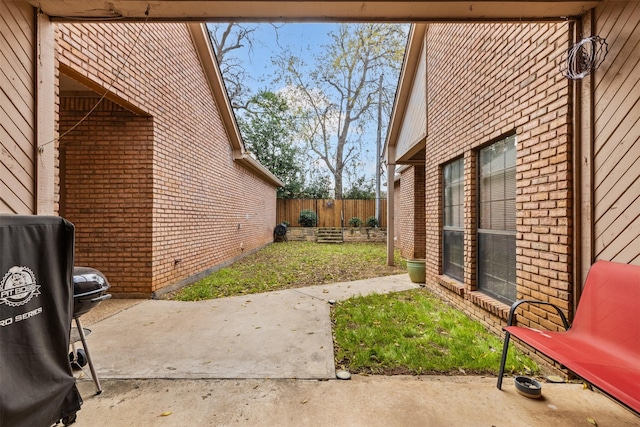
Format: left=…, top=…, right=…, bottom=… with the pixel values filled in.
left=24, top=1, right=600, bottom=22
left=397, top=138, right=426, bottom=165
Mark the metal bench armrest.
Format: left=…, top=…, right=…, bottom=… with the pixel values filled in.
left=497, top=300, right=569, bottom=390
left=506, top=299, right=570, bottom=330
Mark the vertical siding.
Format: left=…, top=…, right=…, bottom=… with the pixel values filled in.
left=275, top=199, right=387, bottom=227
left=0, top=2, right=35, bottom=214
left=593, top=1, right=640, bottom=265
left=396, top=40, right=427, bottom=159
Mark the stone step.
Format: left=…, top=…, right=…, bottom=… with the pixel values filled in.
left=316, top=227, right=343, bottom=243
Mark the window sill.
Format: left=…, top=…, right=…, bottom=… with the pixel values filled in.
left=467, top=291, right=511, bottom=320
left=436, top=275, right=465, bottom=297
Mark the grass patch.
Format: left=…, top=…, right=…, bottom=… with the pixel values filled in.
left=172, top=242, right=406, bottom=301
left=332, top=289, right=538, bottom=376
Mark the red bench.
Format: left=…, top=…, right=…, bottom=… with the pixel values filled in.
left=497, top=260, right=640, bottom=414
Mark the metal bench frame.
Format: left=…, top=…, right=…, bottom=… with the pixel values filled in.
left=496, top=260, right=640, bottom=415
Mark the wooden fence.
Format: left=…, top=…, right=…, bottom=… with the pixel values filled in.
left=276, top=199, right=387, bottom=228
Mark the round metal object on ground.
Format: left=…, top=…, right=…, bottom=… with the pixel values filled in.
left=514, top=376, right=542, bottom=399
left=336, top=370, right=351, bottom=380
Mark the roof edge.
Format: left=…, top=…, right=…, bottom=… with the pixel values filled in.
left=187, top=23, right=282, bottom=188
left=383, top=23, right=427, bottom=161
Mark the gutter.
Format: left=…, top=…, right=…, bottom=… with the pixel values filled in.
left=236, top=153, right=284, bottom=188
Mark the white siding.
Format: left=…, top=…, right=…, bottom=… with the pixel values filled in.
left=396, top=40, right=427, bottom=160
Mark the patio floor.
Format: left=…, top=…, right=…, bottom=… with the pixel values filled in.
left=71, top=275, right=639, bottom=426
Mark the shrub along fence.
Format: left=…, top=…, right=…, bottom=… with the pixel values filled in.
left=276, top=199, right=387, bottom=228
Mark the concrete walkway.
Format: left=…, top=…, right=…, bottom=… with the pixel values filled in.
left=72, top=275, right=639, bottom=426
left=81, top=274, right=418, bottom=380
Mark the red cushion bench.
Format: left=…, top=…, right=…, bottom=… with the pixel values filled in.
left=497, top=260, right=640, bottom=415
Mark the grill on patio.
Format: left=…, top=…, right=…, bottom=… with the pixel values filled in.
left=71, top=266, right=111, bottom=395
left=73, top=267, right=111, bottom=317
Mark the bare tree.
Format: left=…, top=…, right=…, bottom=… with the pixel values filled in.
left=275, top=23, right=408, bottom=198
left=208, top=23, right=257, bottom=108
left=208, top=23, right=283, bottom=110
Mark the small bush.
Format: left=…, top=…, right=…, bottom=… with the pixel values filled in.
left=281, top=220, right=290, bottom=227
left=366, top=216, right=379, bottom=228
left=348, top=217, right=363, bottom=227
left=298, top=209, right=318, bottom=227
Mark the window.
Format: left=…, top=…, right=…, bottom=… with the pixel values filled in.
left=443, top=157, right=464, bottom=281
left=478, top=135, right=517, bottom=304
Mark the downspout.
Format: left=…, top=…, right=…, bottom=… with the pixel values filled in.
left=572, top=18, right=583, bottom=316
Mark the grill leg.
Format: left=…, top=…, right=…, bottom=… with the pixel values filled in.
left=74, top=317, right=102, bottom=395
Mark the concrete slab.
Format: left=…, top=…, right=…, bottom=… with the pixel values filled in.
left=71, top=275, right=639, bottom=425
left=73, top=376, right=640, bottom=426
left=86, top=292, right=335, bottom=380
left=82, top=274, right=418, bottom=380
left=291, top=274, right=421, bottom=302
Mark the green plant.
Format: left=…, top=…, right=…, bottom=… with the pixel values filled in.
left=171, top=242, right=406, bottom=300
left=281, top=220, right=290, bottom=227
left=298, top=209, right=318, bottom=227
left=348, top=217, right=363, bottom=227
left=333, top=289, right=538, bottom=375
left=366, top=216, right=379, bottom=228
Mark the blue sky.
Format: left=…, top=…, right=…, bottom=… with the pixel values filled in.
left=207, top=22, right=401, bottom=193
left=218, top=23, right=341, bottom=94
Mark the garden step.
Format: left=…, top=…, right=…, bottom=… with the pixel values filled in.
left=316, top=227, right=343, bottom=243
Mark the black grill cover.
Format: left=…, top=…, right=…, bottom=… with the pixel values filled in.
left=0, top=215, right=82, bottom=426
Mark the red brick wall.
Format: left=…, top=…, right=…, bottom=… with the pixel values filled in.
left=393, top=178, right=401, bottom=248
left=399, top=166, right=426, bottom=259
left=60, top=97, right=154, bottom=294
left=423, top=22, right=573, bottom=333
left=399, top=167, right=415, bottom=258
left=413, top=166, right=426, bottom=259
left=56, top=23, right=277, bottom=296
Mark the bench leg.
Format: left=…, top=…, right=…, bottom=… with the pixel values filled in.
left=497, top=331, right=511, bottom=390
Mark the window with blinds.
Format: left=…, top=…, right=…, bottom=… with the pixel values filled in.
left=478, top=135, right=517, bottom=304
left=443, top=157, right=464, bottom=281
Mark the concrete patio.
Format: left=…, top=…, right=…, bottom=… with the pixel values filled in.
left=71, top=275, right=639, bottom=426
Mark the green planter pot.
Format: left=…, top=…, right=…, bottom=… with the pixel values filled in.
left=406, top=259, right=426, bottom=284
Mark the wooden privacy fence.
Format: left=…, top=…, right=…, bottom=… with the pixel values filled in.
left=276, top=199, right=387, bottom=228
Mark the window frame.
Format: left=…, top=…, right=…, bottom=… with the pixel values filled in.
left=442, top=157, right=464, bottom=282
left=476, top=134, right=517, bottom=304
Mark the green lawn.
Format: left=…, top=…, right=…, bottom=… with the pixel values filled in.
left=333, top=289, right=538, bottom=376
left=171, top=241, right=406, bottom=300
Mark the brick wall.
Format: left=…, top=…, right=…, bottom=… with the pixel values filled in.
left=56, top=23, right=277, bottom=296
left=399, top=166, right=426, bottom=259
left=423, top=22, right=573, bottom=333
left=393, top=178, right=401, bottom=248
left=413, top=166, right=426, bottom=259
left=399, top=167, right=415, bottom=258
left=60, top=97, right=154, bottom=294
